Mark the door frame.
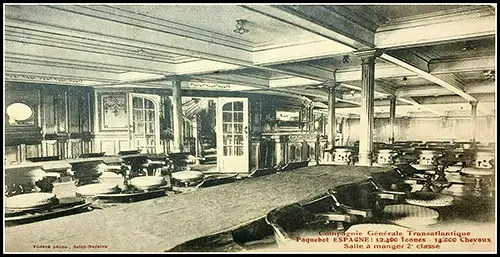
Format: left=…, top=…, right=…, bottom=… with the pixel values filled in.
left=128, top=93, right=162, bottom=153
left=216, top=97, right=249, bottom=173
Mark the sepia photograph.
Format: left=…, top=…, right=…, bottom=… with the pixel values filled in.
left=3, top=3, right=497, bottom=253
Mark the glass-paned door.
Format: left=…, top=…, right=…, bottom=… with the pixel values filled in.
left=217, top=98, right=249, bottom=173
left=129, top=94, right=160, bottom=153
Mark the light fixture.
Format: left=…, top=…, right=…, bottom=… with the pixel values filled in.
left=402, top=77, right=408, bottom=85
left=483, top=70, right=495, bottom=80
left=341, top=55, right=350, bottom=65
left=233, top=19, right=249, bottom=35
left=462, top=43, right=478, bottom=52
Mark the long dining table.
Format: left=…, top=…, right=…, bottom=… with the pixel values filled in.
left=4, top=164, right=387, bottom=253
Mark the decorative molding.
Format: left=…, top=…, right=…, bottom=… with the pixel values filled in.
left=99, top=93, right=128, bottom=131
left=5, top=73, right=85, bottom=84
left=102, top=95, right=127, bottom=117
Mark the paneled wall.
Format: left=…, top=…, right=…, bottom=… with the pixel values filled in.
left=93, top=91, right=130, bottom=155
left=344, top=116, right=495, bottom=145
left=5, top=82, right=94, bottom=164
left=92, top=90, right=172, bottom=155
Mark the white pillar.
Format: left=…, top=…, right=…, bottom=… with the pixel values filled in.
left=389, top=96, right=396, bottom=144
left=355, top=49, right=382, bottom=166
left=172, top=80, right=184, bottom=153
left=471, top=101, right=478, bottom=142
left=327, top=85, right=337, bottom=148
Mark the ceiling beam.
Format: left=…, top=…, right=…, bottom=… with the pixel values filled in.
left=193, top=73, right=270, bottom=89
left=336, top=65, right=416, bottom=81
left=268, top=63, right=413, bottom=91
left=287, top=88, right=362, bottom=106
left=4, top=40, right=177, bottom=75
left=375, top=7, right=495, bottom=49
left=429, top=55, right=496, bottom=74
left=386, top=50, right=430, bottom=72
left=395, top=81, right=495, bottom=98
left=88, top=75, right=168, bottom=87
left=380, top=53, right=477, bottom=102
left=269, top=77, right=322, bottom=88
left=397, top=97, right=444, bottom=116
left=175, top=60, right=243, bottom=75
left=417, top=94, right=495, bottom=105
left=253, top=40, right=353, bottom=66
left=242, top=5, right=371, bottom=49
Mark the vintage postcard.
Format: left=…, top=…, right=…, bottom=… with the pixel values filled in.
left=3, top=3, right=497, bottom=254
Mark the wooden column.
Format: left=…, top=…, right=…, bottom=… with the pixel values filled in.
left=327, top=85, right=337, bottom=148
left=471, top=101, right=478, bottom=142
left=172, top=80, right=184, bottom=153
left=389, top=96, right=396, bottom=144
left=356, top=49, right=382, bottom=166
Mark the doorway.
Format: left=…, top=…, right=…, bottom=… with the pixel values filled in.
left=129, top=93, right=161, bottom=153
left=216, top=97, right=249, bottom=173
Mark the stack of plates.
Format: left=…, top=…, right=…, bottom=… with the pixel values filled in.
left=76, top=183, right=121, bottom=197
left=5, top=192, right=58, bottom=211
left=129, top=176, right=167, bottom=191
left=382, top=204, right=440, bottom=228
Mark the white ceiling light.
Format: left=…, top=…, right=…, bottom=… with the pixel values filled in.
left=233, top=19, right=249, bottom=35
left=402, top=77, right=408, bottom=85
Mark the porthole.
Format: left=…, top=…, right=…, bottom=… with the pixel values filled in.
left=6, top=102, right=34, bottom=125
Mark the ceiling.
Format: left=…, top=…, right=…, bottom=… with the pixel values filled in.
left=3, top=4, right=497, bottom=118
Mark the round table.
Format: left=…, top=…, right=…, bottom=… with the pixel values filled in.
left=460, top=167, right=494, bottom=197
left=76, top=183, right=122, bottom=197
left=129, top=176, right=167, bottom=191
left=382, top=204, right=440, bottom=228
left=171, top=170, right=204, bottom=186
left=405, top=191, right=455, bottom=207
left=5, top=192, right=58, bottom=211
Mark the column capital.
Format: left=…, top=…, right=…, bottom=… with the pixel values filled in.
left=470, top=100, right=479, bottom=106
left=325, top=82, right=342, bottom=91
left=168, top=75, right=189, bottom=82
left=354, top=49, right=384, bottom=63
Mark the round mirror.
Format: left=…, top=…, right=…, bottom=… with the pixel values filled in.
left=6, top=102, right=34, bottom=124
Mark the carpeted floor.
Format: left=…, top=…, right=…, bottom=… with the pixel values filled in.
left=4, top=165, right=386, bottom=253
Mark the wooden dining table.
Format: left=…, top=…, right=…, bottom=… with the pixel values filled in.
left=4, top=164, right=387, bottom=253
